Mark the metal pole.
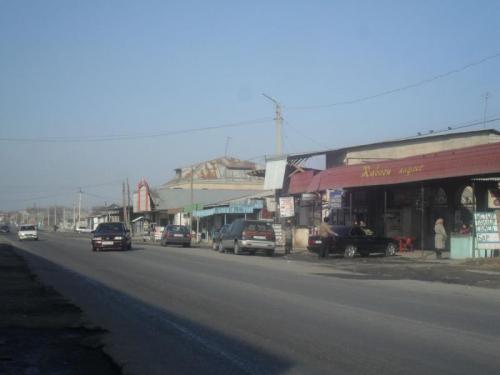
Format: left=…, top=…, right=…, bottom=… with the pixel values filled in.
left=420, top=184, right=425, bottom=253
left=78, top=189, right=82, bottom=228
left=190, top=166, right=194, bottom=230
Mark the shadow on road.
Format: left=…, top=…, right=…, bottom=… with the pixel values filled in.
left=10, top=246, right=293, bottom=375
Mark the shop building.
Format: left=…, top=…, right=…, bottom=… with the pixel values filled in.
left=287, top=130, right=500, bottom=250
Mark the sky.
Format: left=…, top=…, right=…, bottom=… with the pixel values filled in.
left=1, top=0, right=500, bottom=211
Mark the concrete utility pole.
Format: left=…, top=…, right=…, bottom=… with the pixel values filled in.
left=73, top=202, right=76, bottom=230
left=483, top=92, right=490, bottom=129
left=190, top=166, right=194, bottom=230
left=262, top=93, right=283, bottom=156
left=224, top=136, right=231, bottom=157
left=54, top=205, right=57, bottom=227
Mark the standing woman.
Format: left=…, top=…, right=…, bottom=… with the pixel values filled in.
left=434, top=218, right=447, bottom=259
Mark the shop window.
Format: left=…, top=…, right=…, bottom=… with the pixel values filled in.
left=433, top=187, right=448, bottom=207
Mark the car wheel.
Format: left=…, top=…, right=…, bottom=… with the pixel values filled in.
left=360, top=251, right=369, bottom=257
left=234, top=241, right=242, bottom=255
left=266, top=249, right=275, bottom=257
left=183, top=243, right=190, bottom=248
left=344, top=245, right=357, bottom=258
left=218, top=242, right=225, bottom=253
left=385, top=243, right=397, bottom=257
left=128, top=243, right=132, bottom=250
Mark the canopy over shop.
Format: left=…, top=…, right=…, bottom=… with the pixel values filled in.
left=288, top=142, right=500, bottom=250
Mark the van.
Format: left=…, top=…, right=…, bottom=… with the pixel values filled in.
left=220, top=219, right=275, bottom=256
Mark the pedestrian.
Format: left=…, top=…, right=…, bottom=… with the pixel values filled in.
left=318, top=217, right=335, bottom=258
left=284, top=219, right=293, bottom=255
left=434, top=218, right=447, bottom=259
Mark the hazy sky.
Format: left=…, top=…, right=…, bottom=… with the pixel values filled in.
left=1, top=0, right=499, bottom=210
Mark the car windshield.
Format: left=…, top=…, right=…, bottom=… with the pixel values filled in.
left=96, top=223, right=124, bottom=233
left=166, top=225, right=188, bottom=233
left=20, top=225, right=36, bottom=231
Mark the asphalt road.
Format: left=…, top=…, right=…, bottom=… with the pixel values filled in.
left=4, top=231, right=500, bottom=374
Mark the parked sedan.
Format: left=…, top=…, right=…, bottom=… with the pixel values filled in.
left=307, top=225, right=397, bottom=258
left=219, top=219, right=275, bottom=256
left=160, top=225, right=191, bottom=247
left=91, top=222, right=131, bottom=251
left=0, top=224, right=9, bottom=233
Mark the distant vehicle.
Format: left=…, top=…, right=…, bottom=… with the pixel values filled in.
left=160, top=225, right=191, bottom=247
left=91, top=222, right=131, bottom=251
left=18, top=224, right=38, bottom=241
left=212, top=224, right=230, bottom=251
left=307, top=225, right=397, bottom=258
left=219, top=219, right=275, bottom=256
left=76, top=226, right=93, bottom=234
left=0, top=224, right=9, bottom=233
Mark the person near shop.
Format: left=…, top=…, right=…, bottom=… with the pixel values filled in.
left=459, top=223, right=471, bottom=235
left=319, top=217, right=335, bottom=258
left=284, top=219, right=293, bottom=255
left=434, top=218, right=447, bottom=259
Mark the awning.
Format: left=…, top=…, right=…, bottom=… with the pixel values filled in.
left=193, top=201, right=263, bottom=218
left=132, top=216, right=145, bottom=223
left=288, top=142, right=500, bottom=193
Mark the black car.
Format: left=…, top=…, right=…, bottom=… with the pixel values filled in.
left=91, top=222, right=132, bottom=251
left=160, top=225, right=191, bottom=247
left=0, top=225, right=9, bottom=233
left=212, top=224, right=230, bottom=251
left=307, top=225, right=397, bottom=258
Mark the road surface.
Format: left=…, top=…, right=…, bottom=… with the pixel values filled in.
left=5, top=231, right=500, bottom=374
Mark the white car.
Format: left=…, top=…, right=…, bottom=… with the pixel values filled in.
left=76, top=226, right=93, bottom=233
left=18, top=224, right=38, bottom=241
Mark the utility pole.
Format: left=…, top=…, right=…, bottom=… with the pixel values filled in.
left=224, top=136, right=231, bottom=157
left=54, top=205, right=57, bottom=227
left=78, top=189, right=82, bottom=229
left=262, top=93, right=283, bottom=156
left=190, top=166, right=194, bottom=230
left=122, top=181, right=127, bottom=224
left=126, top=179, right=131, bottom=230
left=47, top=207, right=50, bottom=227
left=483, top=92, right=490, bottom=129
left=73, top=201, right=76, bottom=230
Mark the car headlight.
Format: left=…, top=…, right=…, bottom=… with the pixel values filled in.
left=114, top=236, right=123, bottom=240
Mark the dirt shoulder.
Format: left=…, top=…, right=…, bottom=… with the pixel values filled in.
left=285, top=250, right=500, bottom=289
left=0, top=243, right=121, bottom=374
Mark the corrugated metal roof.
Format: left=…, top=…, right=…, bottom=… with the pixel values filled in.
left=154, top=189, right=263, bottom=211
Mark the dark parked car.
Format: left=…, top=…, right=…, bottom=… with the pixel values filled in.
left=91, top=222, right=131, bottom=251
left=220, top=219, right=275, bottom=256
left=307, top=225, right=397, bottom=258
left=161, top=225, right=191, bottom=247
left=212, top=224, right=230, bottom=251
left=0, top=224, right=9, bottom=233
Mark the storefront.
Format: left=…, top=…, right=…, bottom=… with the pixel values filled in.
left=288, top=142, right=500, bottom=250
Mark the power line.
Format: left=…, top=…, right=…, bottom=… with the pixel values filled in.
left=287, top=51, right=500, bottom=110
left=0, top=117, right=273, bottom=143
left=284, top=120, right=329, bottom=149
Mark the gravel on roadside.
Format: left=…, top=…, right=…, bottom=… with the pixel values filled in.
left=0, top=243, right=121, bottom=375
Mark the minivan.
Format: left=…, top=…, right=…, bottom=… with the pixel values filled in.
left=219, top=219, right=275, bottom=256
